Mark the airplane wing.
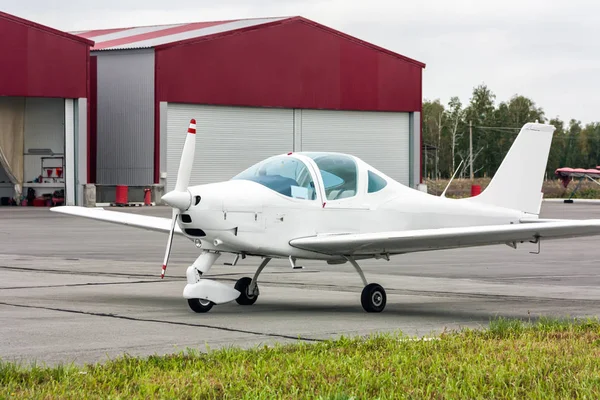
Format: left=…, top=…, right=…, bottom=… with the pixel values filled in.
left=50, top=206, right=183, bottom=235
left=289, top=219, right=600, bottom=256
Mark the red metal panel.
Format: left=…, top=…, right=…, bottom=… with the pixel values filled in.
left=155, top=18, right=423, bottom=112
left=0, top=12, right=92, bottom=98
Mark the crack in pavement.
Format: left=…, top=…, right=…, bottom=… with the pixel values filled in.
left=0, top=301, right=324, bottom=343
left=0, top=280, right=158, bottom=290
left=0, top=265, right=318, bottom=280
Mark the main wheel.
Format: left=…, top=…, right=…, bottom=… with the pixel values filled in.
left=234, top=277, right=259, bottom=305
left=187, top=298, right=214, bottom=313
left=361, top=283, right=386, bottom=313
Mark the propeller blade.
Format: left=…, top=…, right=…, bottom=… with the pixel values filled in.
left=161, top=208, right=178, bottom=279
left=175, top=119, right=197, bottom=192
left=160, top=118, right=196, bottom=278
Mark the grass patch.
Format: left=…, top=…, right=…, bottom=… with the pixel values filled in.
left=3, top=317, right=600, bottom=399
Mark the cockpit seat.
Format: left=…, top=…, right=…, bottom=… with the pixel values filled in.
left=336, top=190, right=355, bottom=199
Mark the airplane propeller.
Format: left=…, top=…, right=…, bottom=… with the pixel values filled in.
left=160, top=119, right=196, bottom=278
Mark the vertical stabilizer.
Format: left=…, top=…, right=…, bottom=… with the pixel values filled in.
left=466, top=122, right=555, bottom=215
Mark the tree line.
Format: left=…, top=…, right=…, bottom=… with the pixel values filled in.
left=422, top=84, right=600, bottom=180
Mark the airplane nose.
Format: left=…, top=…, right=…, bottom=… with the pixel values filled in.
left=161, top=190, right=191, bottom=211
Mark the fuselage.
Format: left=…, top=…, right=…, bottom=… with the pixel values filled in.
left=176, top=152, right=527, bottom=260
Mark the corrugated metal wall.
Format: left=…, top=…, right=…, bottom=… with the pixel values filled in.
left=95, top=49, right=154, bottom=185
left=155, top=18, right=423, bottom=113
left=298, top=109, right=411, bottom=186
left=164, top=104, right=413, bottom=190
left=165, top=104, right=294, bottom=191
left=0, top=12, right=91, bottom=98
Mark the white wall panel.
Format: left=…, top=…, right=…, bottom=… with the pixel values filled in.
left=166, top=104, right=294, bottom=192
left=64, top=99, right=75, bottom=205
left=76, top=98, right=88, bottom=205
left=299, top=110, right=411, bottom=186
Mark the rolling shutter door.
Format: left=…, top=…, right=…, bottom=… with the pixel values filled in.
left=166, top=104, right=294, bottom=192
left=299, top=110, right=410, bottom=185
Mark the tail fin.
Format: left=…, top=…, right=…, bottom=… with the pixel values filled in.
left=467, top=122, right=555, bottom=215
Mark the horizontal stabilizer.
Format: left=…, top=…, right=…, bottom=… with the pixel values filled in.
left=50, top=206, right=181, bottom=235
left=290, top=219, right=600, bottom=256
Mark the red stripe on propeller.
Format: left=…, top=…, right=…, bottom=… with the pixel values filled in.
left=188, top=119, right=196, bottom=134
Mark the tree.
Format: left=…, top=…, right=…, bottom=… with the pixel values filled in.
left=445, top=96, right=464, bottom=175
left=422, top=99, right=445, bottom=179
left=546, top=118, right=566, bottom=177
left=463, top=84, right=496, bottom=177
left=421, top=83, right=598, bottom=182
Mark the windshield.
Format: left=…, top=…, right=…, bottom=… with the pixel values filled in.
left=231, top=155, right=317, bottom=200
left=303, top=153, right=358, bottom=200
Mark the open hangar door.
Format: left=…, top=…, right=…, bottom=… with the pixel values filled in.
left=165, top=104, right=294, bottom=192
left=297, top=109, right=411, bottom=186
left=0, top=96, right=82, bottom=206
left=22, top=98, right=66, bottom=205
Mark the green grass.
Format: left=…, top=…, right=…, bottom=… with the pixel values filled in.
left=3, top=317, right=600, bottom=399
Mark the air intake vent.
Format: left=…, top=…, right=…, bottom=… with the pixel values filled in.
left=184, top=228, right=206, bottom=237
left=181, top=214, right=192, bottom=223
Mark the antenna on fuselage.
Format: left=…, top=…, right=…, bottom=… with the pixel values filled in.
left=441, top=159, right=464, bottom=198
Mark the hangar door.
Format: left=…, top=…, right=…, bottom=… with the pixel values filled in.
left=166, top=104, right=294, bottom=192
left=298, top=110, right=411, bottom=186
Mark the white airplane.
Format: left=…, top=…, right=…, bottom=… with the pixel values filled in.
left=52, top=119, right=600, bottom=313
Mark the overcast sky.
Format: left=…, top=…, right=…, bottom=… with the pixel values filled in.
left=3, top=0, right=598, bottom=125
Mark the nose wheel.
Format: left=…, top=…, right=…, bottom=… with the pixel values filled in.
left=187, top=298, right=214, bottom=313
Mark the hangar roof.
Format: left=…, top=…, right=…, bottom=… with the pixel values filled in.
left=73, top=17, right=287, bottom=51
left=0, top=11, right=94, bottom=46
left=73, top=16, right=425, bottom=68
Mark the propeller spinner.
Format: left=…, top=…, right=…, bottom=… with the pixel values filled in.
left=160, top=119, right=196, bottom=278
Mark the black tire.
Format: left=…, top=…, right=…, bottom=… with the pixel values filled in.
left=187, top=298, right=214, bottom=313
left=361, top=283, right=386, bottom=313
left=234, top=277, right=259, bottom=305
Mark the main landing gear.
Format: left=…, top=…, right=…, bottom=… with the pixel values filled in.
left=346, top=257, right=387, bottom=313
left=183, top=251, right=386, bottom=313
left=234, top=257, right=271, bottom=306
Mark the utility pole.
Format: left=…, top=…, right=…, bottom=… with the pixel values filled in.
left=469, top=120, right=473, bottom=180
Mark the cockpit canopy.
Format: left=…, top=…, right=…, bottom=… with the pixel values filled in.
left=232, top=155, right=318, bottom=199
left=231, top=152, right=387, bottom=200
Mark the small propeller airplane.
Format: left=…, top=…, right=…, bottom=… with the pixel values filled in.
left=51, top=119, right=600, bottom=313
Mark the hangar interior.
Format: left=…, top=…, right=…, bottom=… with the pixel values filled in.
left=0, top=97, right=65, bottom=203
left=0, top=96, right=85, bottom=206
